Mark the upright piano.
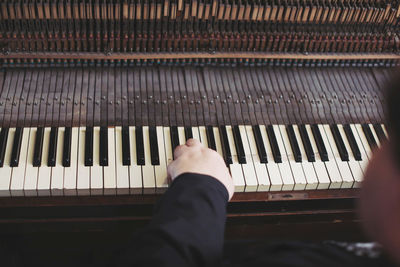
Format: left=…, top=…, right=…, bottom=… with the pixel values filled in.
left=0, top=0, right=398, bottom=240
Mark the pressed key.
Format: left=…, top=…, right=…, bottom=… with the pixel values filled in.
left=311, top=124, right=328, bottom=161
left=286, top=125, right=302, bottom=162
left=149, top=126, right=160, bottom=165
left=299, top=124, right=315, bottom=162
left=10, top=127, right=24, bottom=167
left=99, top=126, right=108, bottom=166
left=47, top=127, right=58, bottom=167
left=136, top=126, right=145, bottom=165
left=343, top=124, right=362, bottom=161
left=184, top=126, right=193, bottom=141
left=84, top=126, right=93, bottom=166
left=33, top=127, right=44, bottom=167
left=232, top=125, right=246, bottom=164
left=121, top=126, right=131, bottom=165
left=170, top=126, right=180, bottom=159
left=219, top=126, right=232, bottom=164
left=266, top=125, right=281, bottom=163
left=330, top=124, right=349, bottom=161
left=63, top=127, right=72, bottom=167
left=206, top=126, right=216, bottom=150
left=252, top=125, right=267, bottom=163
left=0, top=128, right=9, bottom=167
left=373, top=124, right=387, bottom=143
left=362, top=123, right=377, bottom=149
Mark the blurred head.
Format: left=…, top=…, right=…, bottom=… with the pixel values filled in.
left=359, top=70, right=400, bottom=263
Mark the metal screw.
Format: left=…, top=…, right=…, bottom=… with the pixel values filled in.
left=102, top=96, right=106, bottom=100
left=148, top=95, right=153, bottom=99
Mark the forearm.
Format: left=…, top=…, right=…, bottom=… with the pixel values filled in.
left=116, top=173, right=229, bottom=267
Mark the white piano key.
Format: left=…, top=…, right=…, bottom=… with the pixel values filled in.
left=322, top=125, right=354, bottom=188
left=76, top=127, right=90, bottom=195
left=213, top=127, right=224, bottom=158
left=0, top=128, right=13, bottom=196
left=10, top=128, right=30, bottom=196
left=305, top=125, right=330, bottom=189
left=130, top=126, right=143, bottom=194
left=91, top=126, right=103, bottom=195
left=198, top=126, right=208, bottom=147
left=273, top=125, right=295, bottom=191
left=24, top=128, right=38, bottom=196
left=369, top=124, right=381, bottom=147
left=338, top=124, right=363, bottom=187
left=64, top=127, right=79, bottom=195
left=51, top=127, right=65, bottom=195
left=226, top=125, right=245, bottom=192
left=382, top=124, right=388, bottom=138
left=37, top=128, right=52, bottom=196
left=278, top=125, right=306, bottom=190
left=239, top=125, right=258, bottom=192
left=115, top=127, right=129, bottom=195
left=245, top=126, right=270, bottom=192
left=142, top=126, right=155, bottom=194
left=155, top=126, right=168, bottom=193
left=354, top=124, right=372, bottom=159
left=316, top=124, right=342, bottom=189
left=293, top=125, right=318, bottom=190
left=178, top=126, right=186, bottom=145
left=103, top=127, right=116, bottom=195
left=192, top=127, right=200, bottom=141
left=259, top=125, right=282, bottom=191
left=351, top=124, right=370, bottom=172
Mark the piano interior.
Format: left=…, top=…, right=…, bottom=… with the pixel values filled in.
left=0, top=0, right=398, bottom=241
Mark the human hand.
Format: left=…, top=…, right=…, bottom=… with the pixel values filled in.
left=167, top=138, right=235, bottom=200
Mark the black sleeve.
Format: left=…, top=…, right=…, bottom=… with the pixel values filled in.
left=116, top=172, right=229, bottom=267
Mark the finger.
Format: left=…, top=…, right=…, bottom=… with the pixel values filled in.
left=173, top=144, right=190, bottom=159
left=186, top=138, right=201, bottom=147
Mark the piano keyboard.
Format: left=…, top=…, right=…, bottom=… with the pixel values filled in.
left=0, top=123, right=387, bottom=196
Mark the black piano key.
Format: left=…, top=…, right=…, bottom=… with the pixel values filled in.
left=170, top=126, right=180, bottom=159
left=330, top=124, right=349, bottom=161
left=149, top=126, right=160, bottom=165
left=0, top=128, right=9, bottom=167
left=10, top=127, right=23, bottom=167
left=299, top=125, right=315, bottom=162
left=373, top=124, right=387, bottom=143
left=266, top=125, right=282, bottom=163
left=184, top=126, right=193, bottom=141
left=121, top=126, right=131, bottom=166
left=286, top=125, right=302, bottom=162
left=252, top=125, right=267, bottom=163
left=47, top=127, right=58, bottom=167
left=362, top=124, right=377, bottom=149
left=219, top=126, right=232, bottom=164
left=84, top=127, right=93, bottom=166
left=311, top=124, right=328, bottom=162
left=99, top=126, right=108, bottom=166
left=136, top=126, right=145, bottom=165
left=33, top=127, right=44, bottom=167
left=232, top=126, right=246, bottom=164
left=206, top=126, right=216, bottom=150
left=62, top=127, right=72, bottom=167
left=343, top=124, right=362, bottom=161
